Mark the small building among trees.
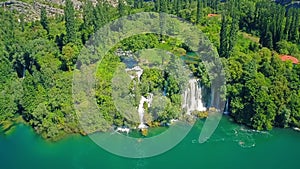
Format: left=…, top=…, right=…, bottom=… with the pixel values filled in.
left=280, top=55, right=299, bottom=64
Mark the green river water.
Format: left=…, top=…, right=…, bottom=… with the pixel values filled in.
left=1, top=117, right=299, bottom=169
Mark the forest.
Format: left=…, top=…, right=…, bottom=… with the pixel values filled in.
left=0, top=0, right=299, bottom=140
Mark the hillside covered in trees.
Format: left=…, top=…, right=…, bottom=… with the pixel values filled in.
left=0, top=0, right=299, bottom=140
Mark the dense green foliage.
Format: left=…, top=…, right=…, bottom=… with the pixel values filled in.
left=226, top=47, right=300, bottom=130
left=0, top=0, right=299, bottom=140
left=217, top=0, right=300, bottom=130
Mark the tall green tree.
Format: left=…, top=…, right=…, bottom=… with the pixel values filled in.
left=175, top=0, right=181, bottom=16
left=40, top=7, right=49, bottom=34
left=196, top=0, right=202, bottom=24
left=134, top=0, right=139, bottom=8
left=228, top=15, right=239, bottom=56
left=118, top=0, right=126, bottom=16
left=155, top=0, right=160, bottom=12
left=260, top=24, right=274, bottom=49
left=272, top=5, right=285, bottom=47
left=82, top=0, right=94, bottom=44
left=64, top=0, right=76, bottom=43
left=83, top=1, right=94, bottom=29
left=20, top=14, right=25, bottom=32
left=160, top=0, right=168, bottom=13
left=283, top=8, right=293, bottom=41
left=133, top=0, right=144, bottom=8
left=2, top=11, right=16, bottom=56
left=219, top=14, right=229, bottom=58
left=93, top=3, right=105, bottom=32
left=289, top=8, right=300, bottom=43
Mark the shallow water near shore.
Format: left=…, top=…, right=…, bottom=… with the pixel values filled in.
left=1, top=116, right=300, bottom=169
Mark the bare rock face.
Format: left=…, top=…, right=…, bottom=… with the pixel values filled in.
left=42, top=0, right=118, bottom=9
left=0, top=0, right=118, bottom=21
left=0, top=1, right=39, bottom=20
left=0, top=1, right=65, bottom=20
left=40, top=0, right=83, bottom=10
left=33, top=1, right=64, bottom=15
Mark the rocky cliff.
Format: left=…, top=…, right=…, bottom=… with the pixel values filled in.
left=0, top=0, right=112, bottom=21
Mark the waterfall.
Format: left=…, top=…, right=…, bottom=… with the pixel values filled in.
left=125, top=66, right=143, bottom=81
left=22, top=66, right=26, bottom=78
left=224, top=99, right=230, bottom=115
left=124, top=64, right=152, bottom=129
left=182, top=79, right=207, bottom=115
left=137, top=94, right=153, bottom=129
left=210, top=87, right=215, bottom=107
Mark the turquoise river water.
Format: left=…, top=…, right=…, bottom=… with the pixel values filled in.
left=0, top=117, right=299, bottom=169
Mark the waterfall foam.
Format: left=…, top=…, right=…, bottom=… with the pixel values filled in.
left=182, top=79, right=207, bottom=115
left=138, top=94, right=153, bottom=129
left=125, top=66, right=143, bottom=81
left=224, top=99, right=230, bottom=115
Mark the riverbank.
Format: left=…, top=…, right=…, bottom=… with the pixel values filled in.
left=2, top=114, right=299, bottom=142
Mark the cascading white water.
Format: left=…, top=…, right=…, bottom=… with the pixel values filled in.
left=182, top=79, right=207, bottom=115
left=124, top=65, right=152, bottom=129
left=22, top=66, right=26, bottom=78
left=224, top=99, right=230, bottom=115
left=210, top=87, right=215, bottom=107
left=125, top=66, right=143, bottom=81
left=138, top=94, right=153, bottom=129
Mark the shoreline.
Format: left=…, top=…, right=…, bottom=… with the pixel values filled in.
left=1, top=115, right=299, bottom=142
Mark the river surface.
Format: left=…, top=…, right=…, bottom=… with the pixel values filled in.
left=0, top=117, right=299, bottom=169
